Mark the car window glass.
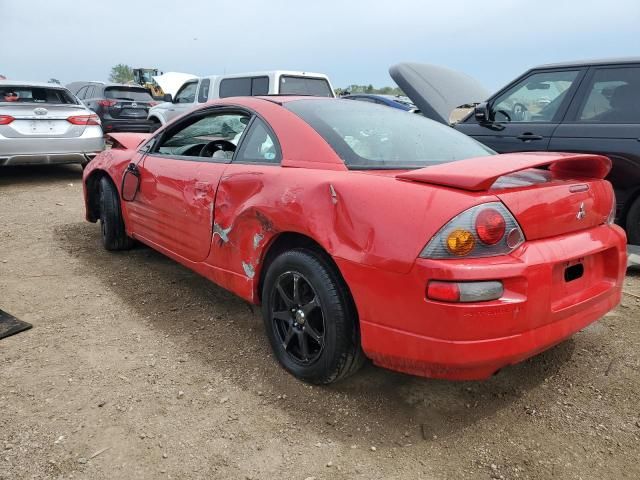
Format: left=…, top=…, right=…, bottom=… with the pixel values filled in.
left=198, top=79, right=210, bottom=103
left=0, top=85, right=77, bottom=104
left=156, top=112, right=250, bottom=158
left=352, top=97, right=376, bottom=103
left=105, top=87, right=153, bottom=101
left=492, top=70, right=579, bottom=122
left=578, top=67, right=640, bottom=123
left=219, top=78, right=251, bottom=98
left=279, top=76, right=333, bottom=97
left=75, top=86, right=88, bottom=99
left=174, top=81, right=197, bottom=103
left=85, top=86, right=95, bottom=99
left=251, top=77, right=269, bottom=95
left=235, top=118, right=280, bottom=164
left=286, top=99, right=494, bottom=169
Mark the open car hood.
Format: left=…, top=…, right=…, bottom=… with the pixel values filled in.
left=152, top=72, right=198, bottom=97
left=389, top=62, right=490, bottom=124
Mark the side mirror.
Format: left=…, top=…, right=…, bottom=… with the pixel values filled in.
left=474, top=102, right=490, bottom=123
left=163, top=93, right=173, bottom=103
left=121, top=164, right=140, bottom=202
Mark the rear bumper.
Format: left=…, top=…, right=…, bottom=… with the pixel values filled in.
left=337, top=224, right=627, bottom=380
left=0, top=128, right=104, bottom=165
left=102, top=119, right=154, bottom=133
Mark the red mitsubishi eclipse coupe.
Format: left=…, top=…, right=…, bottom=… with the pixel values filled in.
left=83, top=96, right=626, bottom=384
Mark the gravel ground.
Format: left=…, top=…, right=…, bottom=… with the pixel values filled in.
left=1, top=164, right=639, bottom=480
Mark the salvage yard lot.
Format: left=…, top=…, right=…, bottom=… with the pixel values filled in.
left=1, top=165, right=639, bottom=480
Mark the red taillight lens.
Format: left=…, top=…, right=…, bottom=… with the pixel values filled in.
left=427, top=281, right=460, bottom=302
left=98, top=99, right=117, bottom=107
left=0, top=115, right=15, bottom=125
left=67, top=114, right=101, bottom=125
left=475, top=208, right=506, bottom=245
left=148, top=101, right=158, bottom=106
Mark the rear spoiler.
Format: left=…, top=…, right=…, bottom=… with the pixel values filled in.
left=106, top=132, right=151, bottom=150
left=396, top=152, right=612, bottom=191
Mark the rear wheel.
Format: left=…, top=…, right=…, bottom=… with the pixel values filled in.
left=149, top=119, right=162, bottom=132
left=626, top=196, right=640, bottom=245
left=99, top=177, right=134, bottom=251
left=261, top=249, right=364, bottom=384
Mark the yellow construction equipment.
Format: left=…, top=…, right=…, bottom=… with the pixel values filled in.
left=132, top=68, right=165, bottom=100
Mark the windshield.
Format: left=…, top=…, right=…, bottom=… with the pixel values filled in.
left=285, top=99, right=494, bottom=169
left=279, top=76, right=333, bottom=97
left=105, top=87, right=153, bottom=101
left=0, top=85, right=77, bottom=104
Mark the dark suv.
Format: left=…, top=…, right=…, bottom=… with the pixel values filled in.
left=392, top=59, right=640, bottom=244
left=66, top=81, right=157, bottom=133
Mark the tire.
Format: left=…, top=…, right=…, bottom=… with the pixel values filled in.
left=149, top=119, right=162, bottom=132
left=626, top=196, right=640, bottom=245
left=261, top=248, right=365, bottom=384
left=99, top=176, right=134, bottom=251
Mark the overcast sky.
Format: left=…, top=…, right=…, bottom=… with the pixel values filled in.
left=2, top=0, right=639, bottom=91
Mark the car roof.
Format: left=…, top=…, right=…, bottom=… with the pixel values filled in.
left=0, top=80, right=68, bottom=89
left=534, top=57, right=640, bottom=69
left=217, top=70, right=330, bottom=80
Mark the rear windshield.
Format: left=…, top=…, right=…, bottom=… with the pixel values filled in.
left=279, top=76, right=333, bottom=97
left=285, top=99, right=494, bottom=169
left=105, top=87, right=153, bottom=101
left=0, top=85, right=77, bottom=104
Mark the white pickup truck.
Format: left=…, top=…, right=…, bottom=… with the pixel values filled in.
left=147, top=70, right=335, bottom=130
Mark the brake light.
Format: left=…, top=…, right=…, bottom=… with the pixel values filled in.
left=475, top=208, right=506, bottom=245
left=420, top=202, right=524, bottom=259
left=0, top=115, right=14, bottom=125
left=98, top=99, right=117, bottom=107
left=67, top=114, right=101, bottom=125
left=148, top=101, right=159, bottom=106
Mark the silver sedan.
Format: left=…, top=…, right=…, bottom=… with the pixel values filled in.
left=0, top=81, right=104, bottom=166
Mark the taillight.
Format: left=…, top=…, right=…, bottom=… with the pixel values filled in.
left=67, top=114, right=101, bottom=125
left=427, top=280, right=504, bottom=303
left=98, top=99, right=117, bottom=107
left=148, top=101, right=159, bottom=106
left=420, top=202, right=524, bottom=259
left=0, top=115, right=15, bottom=125
left=475, top=208, right=506, bottom=245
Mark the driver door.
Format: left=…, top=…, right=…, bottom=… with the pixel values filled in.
left=127, top=108, right=251, bottom=262
left=164, top=80, right=199, bottom=123
left=457, top=69, right=586, bottom=153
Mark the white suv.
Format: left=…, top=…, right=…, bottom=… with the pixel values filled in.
left=148, top=70, right=335, bottom=130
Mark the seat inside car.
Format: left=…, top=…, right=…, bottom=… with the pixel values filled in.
left=596, top=83, right=640, bottom=122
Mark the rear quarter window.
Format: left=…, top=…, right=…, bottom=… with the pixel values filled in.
left=279, top=76, right=333, bottom=97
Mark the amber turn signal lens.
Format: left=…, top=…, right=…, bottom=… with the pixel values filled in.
left=446, top=229, right=475, bottom=256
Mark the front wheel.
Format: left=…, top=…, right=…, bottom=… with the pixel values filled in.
left=99, top=177, right=134, bottom=251
left=261, top=249, right=364, bottom=384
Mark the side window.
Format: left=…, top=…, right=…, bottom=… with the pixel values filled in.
left=219, top=78, right=251, bottom=98
left=76, top=86, right=88, bottom=99
left=85, top=85, right=95, bottom=99
left=578, top=67, right=640, bottom=123
left=174, top=81, right=198, bottom=104
left=155, top=111, right=251, bottom=159
left=251, top=77, right=269, bottom=95
left=491, top=70, right=579, bottom=122
left=235, top=118, right=280, bottom=164
left=197, top=79, right=210, bottom=103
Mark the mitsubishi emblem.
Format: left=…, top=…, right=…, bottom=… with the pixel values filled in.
left=576, top=202, right=586, bottom=220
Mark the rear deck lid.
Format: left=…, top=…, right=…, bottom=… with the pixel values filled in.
left=398, top=152, right=614, bottom=240
left=389, top=62, right=489, bottom=124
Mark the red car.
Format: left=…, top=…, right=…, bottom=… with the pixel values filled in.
left=83, top=96, right=627, bottom=384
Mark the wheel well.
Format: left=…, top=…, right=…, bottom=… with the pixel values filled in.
left=257, top=232, right=353, bottom=306
left=149, top=116, right=162, bottom=124
left=620, top=186, right=640, bottom=230
left=85, top=170, right=112, bottom=222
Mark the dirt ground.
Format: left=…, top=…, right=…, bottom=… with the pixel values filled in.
left=1, top=164, right=639, bottom=480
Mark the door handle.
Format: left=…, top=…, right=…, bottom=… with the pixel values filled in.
left=517, top=133, right=543, bottom=141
